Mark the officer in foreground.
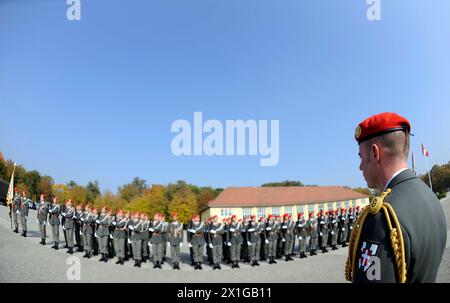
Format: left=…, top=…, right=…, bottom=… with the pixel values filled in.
left=346, top=112, right=447, bottom=283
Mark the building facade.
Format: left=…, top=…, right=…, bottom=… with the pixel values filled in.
left=201, top=186, right=370, bottom=222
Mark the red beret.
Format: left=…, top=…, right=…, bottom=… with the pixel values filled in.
left=192, top=214, right=200, bottom=219
left=268, top=214, right=274, bottom=219
left=231, top=214, right=237, bottom=219
left=283, top=213, right=289, bottom=218
left=298, top=212, right=303, bottom=217
left=251, top=215, right=256, bottom=219
left=355, top=112, right=411, bottom=144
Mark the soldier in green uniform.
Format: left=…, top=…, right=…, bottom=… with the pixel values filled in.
left=97, top=207, right=113, bottom=262
left=188, top=214, right=205, bottom=270
left=318, top=210, right=328, bottom=253
left=248, top=215, right=262, bottom=266
left=226, top=215, right=243, bottom=269
left=307, top=212, right=318, bottom=256
left=12, top=188, right=21, bottom=233
left=81, top=204, right=95, bottom=258
left=141, top=213, right=150, bottom=263
left=168, top=213, right=183, bottom=270
left=63, top=200, right=75, bottom=254
left=329, top=210, right=338, bottom=250
left=275, top=215, right=283, bottom=259
left=347, top=112, right=447, bottom=283
left=36, top=194, right=49, bottom=245
left=240, top=216, right=251, bottom=263
left=265, top=215, right=278, bottom=264
left=281, top=213, right=295, bottom=261
left=19, top=190, right=29, bottom=237
left=346, top=207, right=355, bottom=243
left=161, top=215, right=169, bottom=264
left=259, top=216, right=268, bottom=261
left=150, top=213, right=165, bottom=269
left=296, top=212, right=308, bottom=258
left=129, top=211, right=143, bottom=267
left=112, top=209, right=128, bottom=265
left=222, top=217, right=231, bottom=264
left=338, top=208, right=348, bottom=247
left=48, top=196, right=61, bottom=249
left=208, top=215, right=224, bottom=270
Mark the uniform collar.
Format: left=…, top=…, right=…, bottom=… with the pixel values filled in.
left=384, top=168, right=417, bottom=191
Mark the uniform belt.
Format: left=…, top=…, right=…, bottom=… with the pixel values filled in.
left=193, top=234, right=203, bottom=237
left=153, top=232, right=161, bottom=236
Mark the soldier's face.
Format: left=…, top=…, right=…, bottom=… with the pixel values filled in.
left=359, top=142, right=379, bottom=189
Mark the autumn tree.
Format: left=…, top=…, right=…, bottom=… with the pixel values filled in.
left=168, top=186, right=198, bottom=224
left=40, top=175, right=54, bottom=200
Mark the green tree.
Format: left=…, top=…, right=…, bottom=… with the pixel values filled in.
left=68, top=185, right=88, bottom=205
left=25, top=170, right=41, bottom=201
left=52, top=184, right=69, bottom=203
left=262, top=180, right=304, bottom=187
left=86, top=180, right=101, bottom=202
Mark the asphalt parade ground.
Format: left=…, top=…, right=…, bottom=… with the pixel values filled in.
left=1, top=197, right=449, bottom=283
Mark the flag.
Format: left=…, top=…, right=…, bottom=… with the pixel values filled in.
left=421, top=144, right=429, bottom=157
left=6, top=164, right=15, bottom=207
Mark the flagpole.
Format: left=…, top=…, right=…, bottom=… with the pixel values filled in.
left=424, top=156, right=433, bottom=192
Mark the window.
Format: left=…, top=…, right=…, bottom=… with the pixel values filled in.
left=220, top=209, right=232, bottom=217
left=271, top=207, right=280, bottom=216
left=284, top=206, right=293, bottom=216
left=345, top=201, right=350, bottom=209
left=317, top=203, right=325, bottom=213
left=242, top=208, right=252, bottom=218
left=307, top=204, right=315, bottom=213
left=257, top=208, right=266, bottom=218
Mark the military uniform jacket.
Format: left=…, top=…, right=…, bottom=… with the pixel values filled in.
left=318, top=215, right=328, bottom=236
left=265, top=221, right=279, bottom=241
left=81, top=212, right=96, bottom=234
left=281, top=220, right=295, bottom=241
left=353, top=169, right=447, bottom=283
left=19, top=197, right=29, bottom=217
left=141, top=220, right=150, bottom=241
left=307, top=218, right=318, bottom=237
left=64, top=207, right=75, bottom=229
left=208, top=222, right=224, bottom=245
left=248, top=221, right=263, bottom=243
left=189, top=221, right=205, bottom=245
left=37, top=201, right=49, bottom=223
left=329, top=215, right=338, bottom=235
left=150, top=220, right=164, bottom=244
left=48, top=204, right=61, bottom=225
left=130, top=219, right=144, bottom=240
left=228, top=222, right=243, bottom=244
left=161, top=222, right=169, bottom=241
left=347, top=212, right=355, bottom=232
left=296, top=218, right=307, bottom=238
left=168, top=221, right=184, bottom=246
left=97, top=214, right=112, bottom=236
left=113, top=217, right=128, bottom=239
left=12, top=194, right=21, bottom=212
left=338, top=214, right=347, bottom=232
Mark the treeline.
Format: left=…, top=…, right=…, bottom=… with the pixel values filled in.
left=0, top=152, right=222, bottom=223
left=420, top=161, right=450, bottom=199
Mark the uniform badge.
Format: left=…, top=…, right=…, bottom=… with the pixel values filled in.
left=358, top=241, right=380, bottom=272
left=355, top=125, right=362, bottom=139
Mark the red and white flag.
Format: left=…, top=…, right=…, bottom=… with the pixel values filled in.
left=421, top=144, right=429, bottom=157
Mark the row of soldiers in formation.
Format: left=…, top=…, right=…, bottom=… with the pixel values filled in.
left=10, top=189, right=362, bottom=270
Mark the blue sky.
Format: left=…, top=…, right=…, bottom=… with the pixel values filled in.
left=1, top=0, right=449, bottom=193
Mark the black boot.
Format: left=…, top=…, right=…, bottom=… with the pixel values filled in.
left=137, top=260, right=141, bottom=268
left=157, top=261, right=162, bottom=269
left=332, top=245, right=338, bottom=250
left=272, top=257, right=277, bottom=264
left=116, top=257, right=122, bottom=264
left=255, top=261, right=260, bottom=266
left=289, top=255, right=294, bottom=261
left=13, top=228, right=18, bottom=233
left=22, top=231, right=27, bottom=237
left=54, top=243, right=59, bottom=250
left=198, top=262, right=203, bottom=270
left=322, top=247, right=326, bottom=253
left=103, top=254, right=108, bottom=263
left=83, top=252, right=89, bottom=258
left=176, top=262, right=180, bottom=270
left=153, top=262, right=158, bottom=269
left=99, top=254, right=105, bottom=262
left=87, top=251, right=91, bottom=259
left=173, top=263, right=177, bottom=270
left=134, top=260, right=138, bottom=267
left=68, top=247, right=73, bottom=254
left=310, top=251, right=314, bottom=256
left=251, top=260, right=256, bottom=267
left=342, top=243, right=347, bottom=247
left=285, top=255, right=290, bottom=262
